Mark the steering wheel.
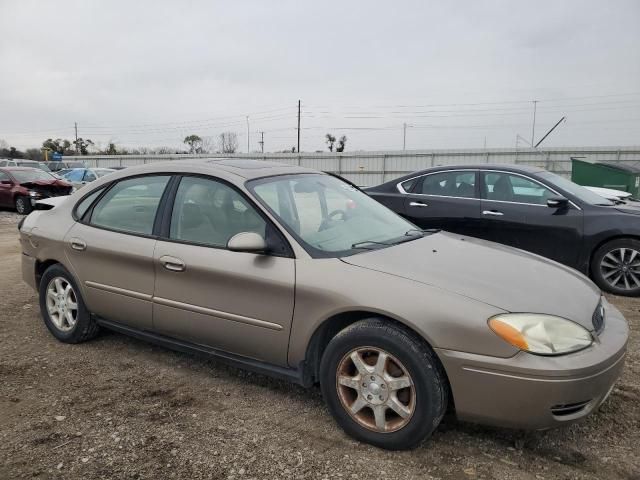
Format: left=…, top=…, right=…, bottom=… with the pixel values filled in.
left=319, top=209, right=348, bottom=231
left=328, top=209, right=347, bottom=221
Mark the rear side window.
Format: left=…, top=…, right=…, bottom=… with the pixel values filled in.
left=75, top=187, right=105, bottom=220
left=90, top=176, right=170, bottom=235
left=418, top=171, right=477, bottom=198
left=65, top=169, right=85, bottom=182
left=83, top=170, right=97, bottom=182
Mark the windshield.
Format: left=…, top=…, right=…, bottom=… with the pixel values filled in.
left=249, top=174, right=421, bottom=257
left=538, top=171, right=614, bottom=206
left=12, top=169, right=57, bottom=183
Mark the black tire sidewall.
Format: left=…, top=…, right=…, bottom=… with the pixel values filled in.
left=320, top=320, right=447, bottom=450
left=15, top=195, right=32, bottom=215
left=39, top=264, right=92, bottom=343
left=591, top=238, right=640, bottom=296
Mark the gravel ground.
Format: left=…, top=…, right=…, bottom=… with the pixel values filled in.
left=0, top=209, right=639, bottom=480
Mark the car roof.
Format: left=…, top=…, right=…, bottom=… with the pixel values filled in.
left=0, top=166, right=45, bottom=171
left=415, top=163, right=545, bottom=174
left=113, top=158, right=316, bottom=180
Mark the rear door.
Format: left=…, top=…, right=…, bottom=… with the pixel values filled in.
left=64, top=175, right=171, bottom=330
left=0, top=171, right=13, bottom=206
left=480, top=170, right=583, bottom=267
left=152, top=175, right=295, bottom=366
left=399, top=170, right=483, bottom=237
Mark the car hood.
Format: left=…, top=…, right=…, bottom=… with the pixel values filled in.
left=20, top=179, right=72, bottom=188
left=341, top=231, right=601, bottom=329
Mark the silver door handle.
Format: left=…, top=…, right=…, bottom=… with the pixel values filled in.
left=160, top=256, right=186, bottom=272
left=482, top=210, right=504, bottom=216
left=409, top=201, right=428, bottom=207
left=70, top=238, right=87, bottom=251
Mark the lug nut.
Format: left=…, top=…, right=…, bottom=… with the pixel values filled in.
left=362, top=383, right=367, bottom=387
left=367, top=395, right=372, bottom=400
left=370, top=376, right=375, bottom=381
left=381, top=384, right=386, bottom=389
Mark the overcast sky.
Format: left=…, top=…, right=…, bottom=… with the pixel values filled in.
left=1, top=0, right=639, bottom=153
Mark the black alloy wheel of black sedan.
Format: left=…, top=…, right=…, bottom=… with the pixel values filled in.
left=366, top=164, right=640, bottom=296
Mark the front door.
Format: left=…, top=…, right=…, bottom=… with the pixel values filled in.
left=152, top=175, right=295, bottom=366
left=64, top=175, right=172, bottom=329
left=400, top=170, right=483, bottom=237
left=480, top=170, right=583, bottom=267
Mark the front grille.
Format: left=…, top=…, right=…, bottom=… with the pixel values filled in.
left=592, top=300, right=605, bottom=334
left=551, top=400, right=591, bottom=417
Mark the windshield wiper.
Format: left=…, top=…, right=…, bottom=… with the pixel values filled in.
left=404, top=228, right=441, bottom=236
left=351, top=240, right=392, bottom=250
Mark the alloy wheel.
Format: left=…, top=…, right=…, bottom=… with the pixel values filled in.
left=46, top=277, right=79, bottom=332
left=15, top=197, right=27, bottom=214
left=336, top=347, right=415, bottom=433
left=600, top=247, right=640, bottom=291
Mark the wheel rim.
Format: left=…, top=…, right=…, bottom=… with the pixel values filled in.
left=45, top=277, right=79, bottom=332
left=16, top=198, right=26, bottom=213
left=336, top=347, right=416, bottom=433
left=600, top=247, right=640, bottom=290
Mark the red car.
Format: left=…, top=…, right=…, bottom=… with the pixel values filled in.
left=0, top=167, right=73, bottom=214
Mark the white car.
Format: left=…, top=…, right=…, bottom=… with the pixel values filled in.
left=584, top=186, right=635, bottom=203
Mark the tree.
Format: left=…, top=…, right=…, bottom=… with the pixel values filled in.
left=73, top=138, right=94, bottom=155
left=336, top=135, right=347, bottom=152
left=219, top=132, right=238, bottom=154
left=183, top=134, right=203, bottom=154
left=42, top=138, right=72, bottom=155
left=104, top=143, right=118, bottom=155
left=24, top=148, right=44, bottom=161
left=325, top=133, right=336, bottom=152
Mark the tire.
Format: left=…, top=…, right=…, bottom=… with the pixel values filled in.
left=591, top=238, right=640, bottom=297
left=38, top=263, right=99, bottom=343
left=320, top=319, right=448, bottom=450
left=15, top=195, right=32, bottom=215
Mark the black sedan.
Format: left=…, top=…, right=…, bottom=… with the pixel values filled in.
left=367, top=164, right=640, bottom=296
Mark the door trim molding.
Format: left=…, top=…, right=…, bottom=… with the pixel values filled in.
left=153, top=296, right=284, bottom=331
left=85, top=281, right=152, bottom=301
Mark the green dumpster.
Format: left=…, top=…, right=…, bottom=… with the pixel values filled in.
left=571, top=159, right=640, bottom=197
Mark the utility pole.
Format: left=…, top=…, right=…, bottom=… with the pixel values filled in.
left=246, top=116, right=250, bottom=153
left=530, top=100, right=538, bottom=147
left=259, top=131, right=264, bottom=153
left=74, top=122, right=79, bottom=154
left=403, top=123, right=407, bottom=150
left=297, top=100, right=301, bottom=153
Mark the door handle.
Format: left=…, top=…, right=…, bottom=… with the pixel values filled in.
left=160, top=255, right=186, bottom=272
left=482, top=210, right=504, bottom=216
left=409, top=201, right=429, bottom=207
left=70, top=238, right=87, bottom=251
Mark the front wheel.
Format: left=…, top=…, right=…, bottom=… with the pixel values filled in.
left=591, top=238, right=640, bottom=296
left=15, top=195, right=32, bottom=215
left=320, top=319, right=448, bottom=450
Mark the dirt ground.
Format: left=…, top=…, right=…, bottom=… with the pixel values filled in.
left=0, top=210, right=638, bottom=480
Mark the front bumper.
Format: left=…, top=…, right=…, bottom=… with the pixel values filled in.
left=436, top=299, right=629, bottom=430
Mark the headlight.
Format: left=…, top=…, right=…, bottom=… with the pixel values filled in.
left=29, top=191, right=42, bottom=197
left=488, top=314, right=593, bottom=355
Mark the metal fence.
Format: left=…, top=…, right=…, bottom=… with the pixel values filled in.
left=68, top=146, right=640, bottom=187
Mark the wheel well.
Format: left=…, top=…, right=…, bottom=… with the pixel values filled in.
left=35, top=260, right=60, bottom=290
left=589, top=235, right=640, bottom=270
left=302, top=311, right=449, bottom=389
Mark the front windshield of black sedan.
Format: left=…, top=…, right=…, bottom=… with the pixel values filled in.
left=538, top=171, right=614, bottom=206
left=249, top=174, right=420, bottom=257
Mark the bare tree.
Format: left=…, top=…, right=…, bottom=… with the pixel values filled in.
left=219, top=132, right=238, bottom=154
left=336, top=135, right=347, bottom=152
left=325, top=133, right=336, bottom=152
left=201, top=136, right=217, bottom=154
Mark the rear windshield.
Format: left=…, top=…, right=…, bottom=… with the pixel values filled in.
left=12, top=170, right=57, bottom=183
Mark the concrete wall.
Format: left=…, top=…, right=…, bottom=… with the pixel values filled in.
left=68, top=146, right=640, bottom=187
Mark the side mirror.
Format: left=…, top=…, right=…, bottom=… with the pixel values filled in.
left=227, top=232, right=267, bottom=253
left=0, top=180, right=12, bottom=185
left=547, top=196, right=569, bottom=209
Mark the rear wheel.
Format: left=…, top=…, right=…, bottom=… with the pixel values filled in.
left=320, top=319, right=448, bottom=450
left=39, top=264, right=99, bottom=343
left=15, top=195, right=32, bottom=215
left=591, top=238, right=640, bottom=296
